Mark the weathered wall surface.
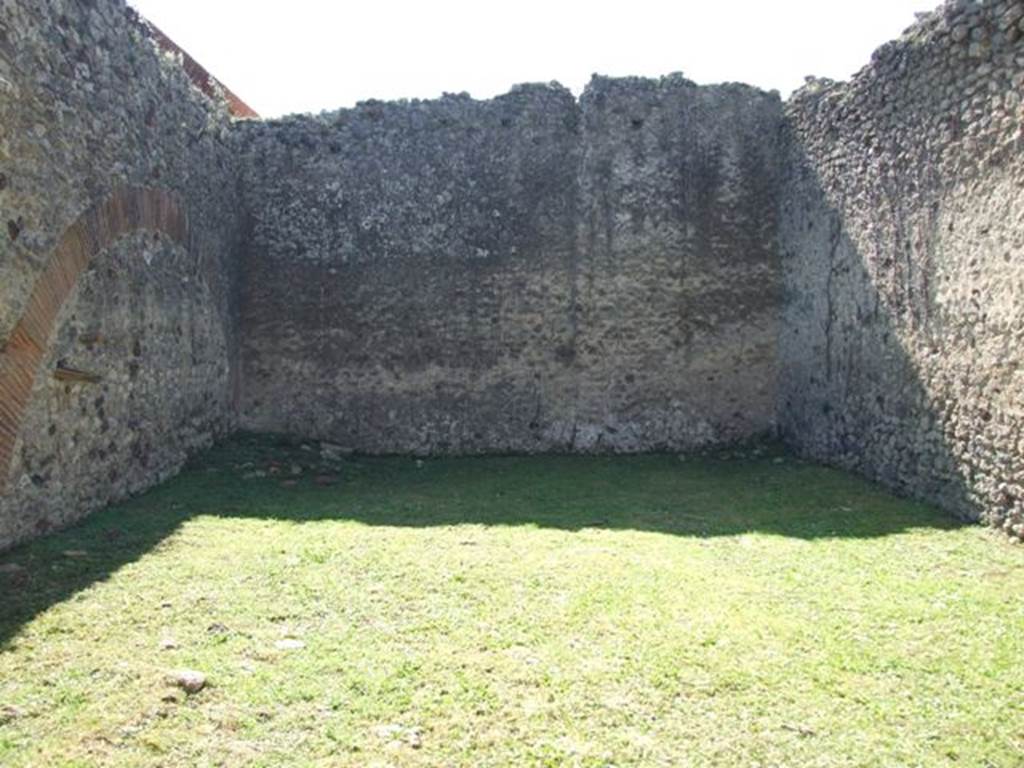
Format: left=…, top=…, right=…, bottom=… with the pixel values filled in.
left=778, top=0, right=1024, bottom=535
left=4, top=0, right=1022, bottom=547
left=237, top=77, right=782, bottom=454
left=0, top=0, right=245, bottom=549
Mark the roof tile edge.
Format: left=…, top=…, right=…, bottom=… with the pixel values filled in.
left=126, top=7, right=259, bottom=119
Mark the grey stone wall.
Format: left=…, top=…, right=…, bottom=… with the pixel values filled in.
left=236, top=77, right=783, bottom=454
left=778, top=0, right=1024, bottom=535
left=0, top=0, right=245, bottom=549
left=2, top=0, right=1022, bottom=548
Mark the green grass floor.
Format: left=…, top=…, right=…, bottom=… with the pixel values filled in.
left=1, top=435, right=1022, bottom=767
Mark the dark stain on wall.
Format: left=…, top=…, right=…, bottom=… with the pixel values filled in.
left=236, top=77, right=783, bottom=454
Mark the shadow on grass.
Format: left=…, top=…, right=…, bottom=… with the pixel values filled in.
left=0, top=433, right=967, bottom=646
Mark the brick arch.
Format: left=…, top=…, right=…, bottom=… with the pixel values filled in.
left=0, top=186, right=187, bottom=490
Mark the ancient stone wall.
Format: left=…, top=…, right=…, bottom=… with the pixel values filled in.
left=236, top=77, right=782, bottom=454
left=0, top=0, right=245, bottom=549
left=778, top=0, right=1024, bottom=535
left=3, top=0, right=1023, bottom=548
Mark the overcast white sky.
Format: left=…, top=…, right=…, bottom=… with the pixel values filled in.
left=128, top=1, right=931, bottom=118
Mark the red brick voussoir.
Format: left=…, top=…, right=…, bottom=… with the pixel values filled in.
left=0, top=187, right=187, bottom=491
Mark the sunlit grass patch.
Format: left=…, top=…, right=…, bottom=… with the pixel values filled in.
left=1, top=435, right=1022, bottom=766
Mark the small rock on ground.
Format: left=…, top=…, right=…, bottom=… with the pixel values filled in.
left=374, top=723, right=423, bottom=749
left=170, top=669, right=206, bottom=694
left=319, top=442, right=349, bottom=461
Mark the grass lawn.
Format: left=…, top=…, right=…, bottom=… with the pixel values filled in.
left=1, top=435, right=1022, bottom=767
